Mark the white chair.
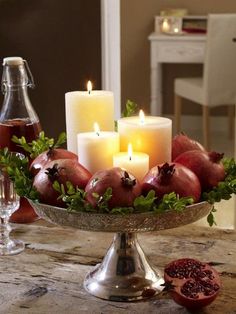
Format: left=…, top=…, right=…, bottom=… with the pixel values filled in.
left=174, top=14, right=236, bottom=149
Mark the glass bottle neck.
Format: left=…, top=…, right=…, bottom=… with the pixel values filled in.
left=3, top=85, right=30, bottom=104
left=0, top=63, right=39, bottom=123
left=2, top=64, right=28, bottom=91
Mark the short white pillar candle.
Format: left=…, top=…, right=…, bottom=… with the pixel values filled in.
left=118, top=110, right=172, bottom=168
left=77, top=123, right=119, bottom=174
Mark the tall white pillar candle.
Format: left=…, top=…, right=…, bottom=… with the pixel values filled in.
left=118, top=111, right=172, bottom=168
left=77, top=123, right=119, bottom=174
left=65, top=81, right=114, bottom=153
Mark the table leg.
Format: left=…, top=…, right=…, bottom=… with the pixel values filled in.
left=150, top=63, right=162, bottom=116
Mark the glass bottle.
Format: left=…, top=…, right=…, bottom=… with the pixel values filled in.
left=0, top=57, right=42, bottom=223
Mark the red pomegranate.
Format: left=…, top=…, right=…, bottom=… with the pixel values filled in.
left=33, top=159, right=92, bottom=207
left=172, top=133, right=205, bottom=161
left=85, top=167, right=142, bottom=209
left=142, top=162, right=201, bottom=203
left=30, top=148, right=78, bottom=176
left=164, top=258, right=221, bottom=309
left=174, top=150, right=226, bottom=191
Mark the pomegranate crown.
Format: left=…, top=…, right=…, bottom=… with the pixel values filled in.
left=45, top=163, right=60, bottom=182
left=157, top=163, right=175, bottom=184
left=208, top=151, right=224, bottom=163
left=121, top=171, right=136, bottom=188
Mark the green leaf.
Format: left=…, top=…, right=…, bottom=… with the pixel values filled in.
left=92, top=192, right=99, bottom=199
left=51, top=180, right=95, bottom=212
left=60, top=184, right=65, bottom=195
left=96, top=187, right=113, bottom=212
left=155, top=192, right=194, bottom=213
left=54, top=132, right=67, bottom=148
left=114, top=120, right=118, bottom=132
left=66, top=181, right=76, bottom=195
left=223, top=157, right=236, bottom=177
left=207, top=208, right=217, bottom=227
left=11, top=131, right=67, bottom=158
left=134, top=190, right=157, bottom=212
left=122, top=99, right=138, bottom=117
left=11, top=135, right=32, bottom=153
left=52, top=180, right=61, bottom=193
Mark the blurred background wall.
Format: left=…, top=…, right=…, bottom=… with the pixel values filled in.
left=1, top=0, right=236, bottom=137
left=120, top=0, right=236, bottom=116
left=0, top=0, right=101, bottom=138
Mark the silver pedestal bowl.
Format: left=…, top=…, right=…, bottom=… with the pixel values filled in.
left=29, top=200, right=212, bottom=302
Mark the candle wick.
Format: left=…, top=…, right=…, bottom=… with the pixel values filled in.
left=88, top=90, right=91, bottom=95
left=96, top=132, right=99, bottom=136
left=129, top=156, right=132, bottom=161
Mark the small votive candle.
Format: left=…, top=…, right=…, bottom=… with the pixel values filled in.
left=161, top=18, right=171, bottom=33
left=113, top=143, right=149, bottom=182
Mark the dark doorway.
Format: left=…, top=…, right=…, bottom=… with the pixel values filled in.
left=0, top=0, right=101, bottom=138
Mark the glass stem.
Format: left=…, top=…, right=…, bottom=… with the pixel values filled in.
left=0, top=216, right=11, bottom=246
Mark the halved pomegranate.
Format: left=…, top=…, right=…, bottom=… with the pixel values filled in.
left=164, top=258, right=221, bottom=309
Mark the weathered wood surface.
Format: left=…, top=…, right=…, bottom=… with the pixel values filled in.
left=0, top=220, right=235, bottom=314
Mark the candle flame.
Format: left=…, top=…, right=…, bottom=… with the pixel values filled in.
left=94, top=122, right=100, bottom=136
left=163, top=19, right=169, bottom=27
left=128, top=143, right=133, bottom=161
left=162, top=18, right=170, bottom=32
left=139, top=110, right=145, bottom=124
left=87, top=80, right=92, bottom=94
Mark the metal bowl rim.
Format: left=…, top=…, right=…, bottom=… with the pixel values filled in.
left=29, top=199, right=210, bottom=218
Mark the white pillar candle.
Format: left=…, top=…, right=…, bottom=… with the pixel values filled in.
left=113, top=144, right=149, bottom=182
left=118, top=111, right=172, bottom=168
left=77, top=123, right=119, bottom=174
left=65, top=81, right=115, bottom=153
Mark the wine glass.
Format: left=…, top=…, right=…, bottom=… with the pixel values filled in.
left=0, top=153, right=24, bottom=255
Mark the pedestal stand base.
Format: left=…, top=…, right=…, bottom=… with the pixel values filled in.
left=84, top=232, right=164, bottom=301
left=0, top=239, right=24, bottom=256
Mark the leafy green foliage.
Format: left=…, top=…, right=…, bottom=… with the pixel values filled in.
left=202, top=157, right=236, bottom=225
left=53, top=181, right=94, bottom=212
left=92, top=187, right=113, bottom=212
left=133, top=190, right=157, bottom=212
left=54, top=183, right=194, bottom=216
left=223, top=157, right=236, bottom=178
left=155, top=192, right=194, bottom=213
left=12, top=131, right=66, bottom=159
left=122, top=99, right=138, bottom=117
left=0, top=148, right=39, bottom=200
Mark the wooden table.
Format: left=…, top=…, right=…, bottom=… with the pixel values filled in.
left=1, top=220, right=236, bottom=314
